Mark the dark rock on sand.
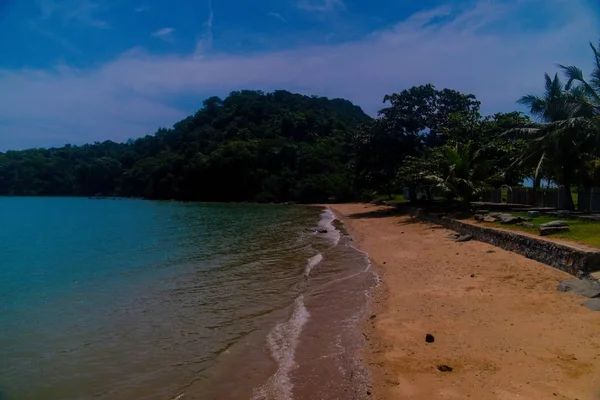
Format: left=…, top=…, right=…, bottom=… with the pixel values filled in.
left=437, top=365, right=453, bottom=372
left=582, top=299, right=600, bottom=311
left=456, top=234, right=473, bottom=243
left=425, top=334, right=435, bottom=343
left=557, top=279, right=600, bottom=298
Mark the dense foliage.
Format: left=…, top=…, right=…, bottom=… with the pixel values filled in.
left=3, top=38, right=600, bottom=208
left=0, top=90, right=371, bottom=202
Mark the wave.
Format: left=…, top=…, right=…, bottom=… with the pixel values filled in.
left=251, top=296, right=309, bottom=400
left=318, top=208, right=340, bottom=246
left=303, top=253, right=323, bottom=277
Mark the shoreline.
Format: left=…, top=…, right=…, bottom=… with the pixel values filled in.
left=330, top=203, right=600, bottom=400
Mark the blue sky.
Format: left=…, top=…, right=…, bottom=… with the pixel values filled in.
left=0, top=0, right=599, bottom=150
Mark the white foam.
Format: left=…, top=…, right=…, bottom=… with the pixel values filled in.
left=303, top=253, right=323, bottom=277
left=318, top=208, right=341, bottom=246
left=252, top=296, right=310, bottom=400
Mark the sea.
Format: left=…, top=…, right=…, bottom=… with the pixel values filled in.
left=0, top=197, right=377, bottom=400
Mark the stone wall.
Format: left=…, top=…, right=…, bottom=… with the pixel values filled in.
left=413, top=209, right=600, bottom=277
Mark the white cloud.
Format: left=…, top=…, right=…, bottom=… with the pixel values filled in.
left=135, top=6, right=150, bottom=12
left=267, top=12, right=287, bottom=23
left=1, top=0, right=599, bottom=149
left=152, top=27, right=175, bottom=40
left=37, top=0, right=110, bottom=28
left=194, top=0, right=214, bottom=55
left=297, top=0, right=345, bottom=12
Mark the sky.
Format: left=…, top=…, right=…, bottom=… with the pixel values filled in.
left=0, top=0, right=599, bottom=150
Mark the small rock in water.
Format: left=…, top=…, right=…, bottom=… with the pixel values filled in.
left=318, top=229, right=328, bottom=233
left=425, top=334, right=435, bottom=343
left=456, top=234, right=473, bottom=243
left=437, top=365, right=453, bottom=372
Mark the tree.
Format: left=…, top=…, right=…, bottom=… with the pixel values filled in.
left=428, top=141, right=494, bottom=205
left=517, top=73, right=589, bottom=210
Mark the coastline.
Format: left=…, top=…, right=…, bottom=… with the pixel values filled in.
left=330, top=203, right=600, bottom=400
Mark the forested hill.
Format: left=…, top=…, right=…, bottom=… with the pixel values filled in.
left=0, top=90, right=372, bottom=203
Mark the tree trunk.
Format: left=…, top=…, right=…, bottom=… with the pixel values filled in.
left=562, top=182, right=575, bottom=211
left=532, top=175, right=542, bottom=206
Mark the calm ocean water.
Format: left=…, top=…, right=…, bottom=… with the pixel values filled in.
left=0, top=198, right=376, bottom=400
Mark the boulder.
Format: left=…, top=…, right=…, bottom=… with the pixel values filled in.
left=483, top=216, right=497, bottom=223
left=540, top=221, right=569, bottom=228
left=540, top=226, right=570, bottom=236
left=557, top=279, right=600, bottom=298
left=488, top=213, right=525, bottom=224
left=582, top=299, right=600, bottom=311
left=474, top=214, right=485, bottom=222
left=500, top=216, right=523, bottom=224
left=456, top=234, right=473, bottom=243
left=527, top=211, right=541, bottom=218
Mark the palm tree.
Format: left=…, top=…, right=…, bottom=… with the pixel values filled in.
left=559, top=40, right=600, bottom=116
left=517, top=73, right=590, bottom=210
left=559, top=39, right=600, bottom=187
left=429, top=141, right=493, bottom=205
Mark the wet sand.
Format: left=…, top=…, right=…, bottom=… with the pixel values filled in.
left=330, top=204, right=600, bottom=400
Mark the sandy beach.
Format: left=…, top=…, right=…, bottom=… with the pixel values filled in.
left=330, top=204, right=600, bottom=400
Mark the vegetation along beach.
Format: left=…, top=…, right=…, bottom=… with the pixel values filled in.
left=2, top=1, right=600, bottom=396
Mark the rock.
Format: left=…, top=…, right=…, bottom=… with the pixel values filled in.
left=317, top=229, right=328, bottom=234
left=539, top=226, right=570, bottom=236
left=556, top=210, right=571, bottom=217
left=437, top=365, right=453, bottom=372
left=527, top=211, right=541, bottom=218
left=483, top=216, right=497, bottom=223
left=425, top=334, right=435, bottom=343
left=500, top=216, right=523, bottom=225
left=474, top=214, right=485, bottom=222
left=456, top=234, right=473, bottom=243
left=448, top=233, right=460, bottom=239
left=557, top=279, right=600, bottom=298
left=470, top=274, right=476, bottom=278
left=369, top=314, right=377, bottom=320
left=486, top=250, right=495, bottom=254
left=540, top=221, right=569, bottom=228
left=582, top=299, right=600, bottom=311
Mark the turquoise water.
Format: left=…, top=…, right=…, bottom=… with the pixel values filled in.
left=0, top=198, right=374, bottom=400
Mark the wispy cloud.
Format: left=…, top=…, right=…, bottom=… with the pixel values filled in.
left=152, top=27, right=175, bottom=40
left=297, top=0, right=345, bottom=12
left=37, top=0, right=110, bottom=28
left=1, top=0, right=598, bottom=149
left=195, top=0, right=214, bottom=55
left=135, top=6, right=150, bottom=12
left=267, top=12, right=287, bottom=23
